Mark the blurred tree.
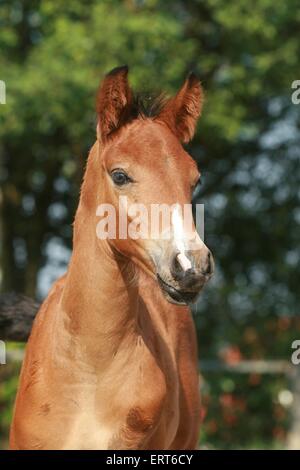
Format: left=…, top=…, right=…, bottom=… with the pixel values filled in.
left=155, top=0, right=300, bottom=359
left=0, top=0, right=196, bottom=295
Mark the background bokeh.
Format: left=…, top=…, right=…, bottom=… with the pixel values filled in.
left=0, top=0, right=299, bottom=449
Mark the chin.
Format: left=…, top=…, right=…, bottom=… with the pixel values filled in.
left=157, top=274, right=201, bottom=306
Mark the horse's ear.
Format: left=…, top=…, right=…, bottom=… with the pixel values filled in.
left=96, top=65, right=133, bottom=142
left=157, top=73, right=204, bottom=143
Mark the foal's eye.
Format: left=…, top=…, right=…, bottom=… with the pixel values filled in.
left=111, top=169, right=132, bottom=186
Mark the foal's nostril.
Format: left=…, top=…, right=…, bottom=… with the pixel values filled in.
left=171, top=254, right=186, bottom=280
left=202, top=251, right=213, bottom=275
left=171, top=253, right=194, bottom=280
left=170, top=250, right=213, bottom=288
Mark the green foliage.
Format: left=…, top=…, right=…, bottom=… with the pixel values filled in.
left=0, top=356, right=22, bottom=449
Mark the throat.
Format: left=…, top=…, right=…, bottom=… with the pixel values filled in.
left=61, top=230, right=139, bottom=362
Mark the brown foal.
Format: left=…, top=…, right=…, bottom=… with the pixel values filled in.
left=10, top=66, right=213, bottom=450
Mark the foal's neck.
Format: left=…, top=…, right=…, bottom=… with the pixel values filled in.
left=60, top=144, right=139, bottom=366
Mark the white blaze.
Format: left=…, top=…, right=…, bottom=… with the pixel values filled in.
left=171, top=205, right=192, bottom=271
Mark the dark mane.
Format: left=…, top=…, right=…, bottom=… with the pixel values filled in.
left=130, top=92, right=168, bottom=119
left=104, top=66, right=167, bottom=119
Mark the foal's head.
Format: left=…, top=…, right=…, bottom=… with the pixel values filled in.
left=93, top=66, right=213, bottom=305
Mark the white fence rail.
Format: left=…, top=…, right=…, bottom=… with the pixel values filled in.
left=200, top=359, right=300, bottom=449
